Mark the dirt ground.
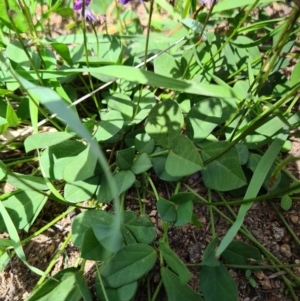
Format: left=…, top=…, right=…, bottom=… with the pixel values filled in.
left=0, top=1, right=300, bottom=301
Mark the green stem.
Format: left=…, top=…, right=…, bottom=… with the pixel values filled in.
left=36, top=232, right=72, bottom=286
left=81, top=4, right=100, bottom=114
left=96, top=264, right=110, bottom=301
left=252, top=7, right=300, bottom=94
left=204, top=82, right=300, bottom=165
left=184, top=184, right=300, bottom=285
left=3, top=0, right=43, bottom=85
left=150, top=278, right=163, bottom=301
left=203, top=0, right=261, bottom=68
left=147, top=175, right=159, bottom=201
left=208, top=189, right=216, bottom=237
left=211, top=206, right=299, bottom=298
left=20, top=207, right=75, bottom=246
left=5, top=157, right=38, bottom=166
left=184, top=181, right=300, bottom=207
left=143, top=0, right=154, bottom=70
left=187, top=262, right=300, bottom=269
left=270, top=202, right=300, bottom=247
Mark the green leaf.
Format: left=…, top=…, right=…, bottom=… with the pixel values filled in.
left=6, top=173, right=48, bottom=191
left=0, top=238, right=12, bottom=248
left=159, top=241, right=191, bottom=284
left=93, top=223, right=123, bottom=253
left=247, top=154, right=281, bottom=192
left=174, top=201, right=193, bottom=227
left=72, top=210, right=114, bottom=248
left=97, top=170, right=136, bottom=203
left=191, top=214, right=202, bottom=228
left=25, top=132, right=74, bottom=152
left=12, top=73, right=122, bottom=259
left=248, top=277, right=256, bottom=288
left=0, top=191, right=47, bottom=232
left=216, top=131, right=288, bottom=257
left=63, top=145, right=98, bottom=182
left=53, top=7, right=74, bottom=17
left=100, top=244, right=157, bottom=288
left=281, top=195, right=292, bottom=211
left=95, top=279, right=137, bottom=301
left=95, top=66, right=237, bottom=98
left=107, top=93, right=133, bottom=120
left=64, top=177, right=99, bottom=203
left=0, top=117, right=8, bottom=135
left=154, top=53, right=181, bottom=78
left=157, top=198, right=177, bottom=222
left=186, top=98, right=222, bottom=142
left=6, top=40, right=30, bottom=70
left=40, top=48, right=57, bottom=70
left=166, top=136, right=203, bottom=177
left=117, top=147, right=135, bottom=170
left=151, top=147, right=182, bottom=182
left=244, top=116, right=286, bottom=149
left=202, top=141, right=247, bottom=191
left=90, top=35, right=122, bottom=64
left=131, top=153, right=152, bottom=175
left=81, top=228, right=111, bottom=260
left=182, top=18, right=204, bottom=34
left=40, top=140, right=86, bottom=180
left=0, top=202, right=44, bottom=276
left=131, top=89, right=156, bottom=125
left=235, top=143, right=249, bottom=165
left=202, top=237, right=220, bottom=267
left=222, top=241, right=262, bottom=265
left=26, top=268, right=92, bottom=301
left=214, top=0, right=275, bottom=12
left=134, top=133, right=155, bottom=154
left=0, top=1, right=29, bottom=33
left=0, top=161, right=7, bottom=180
left=6, top=101, right=19, bottom=127
left=121, top=226, right=138, bottom=245
left=145, top=100, right=184, bottom=148
left=161, top=268, right=202, bottom=301
left=94, top=110, right=124, bottom=142
left=0, top=252, right=11, bottom=272
left=122, top=211, right=156, bottom=245
left=50, top=42, right=73, bottom=65
left=170, top=192, right=194, bottom=204
left=200, top=264, right=238, bottom=301
left=290, top=60, right=300, bottom=87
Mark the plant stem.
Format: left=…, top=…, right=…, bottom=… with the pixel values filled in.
left=270, top=202, right=300, bottom=247
left=150, top=278, right=163, bottom=301
left=20, top=207, right=75, bottom=246
left=187, top=262, right=300, bottom=269
left=36, top=232, right=72, bottom=286
left=208, top=189, right=216, bottom=237
left=185, top=182, right=300, bottom=206
left=96, top=264, right=110, bottom=301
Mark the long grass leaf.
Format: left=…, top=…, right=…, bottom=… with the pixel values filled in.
left=0, top=201, right=45, bottom=276
left=216, top=129, right=289, bottom=256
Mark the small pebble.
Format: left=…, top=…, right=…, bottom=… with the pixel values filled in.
left=272, top=226, right=285, bottom=242
left=149, top=210, right=157, bottom=217
left=280, top=244, right=292, bottom=258
left=290, top=215, right=298, bottom=224
left=188, top=244, right=200, bottom=263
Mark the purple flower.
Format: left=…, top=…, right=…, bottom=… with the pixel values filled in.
left=119, top=0, right=143, bottom=4
left=74, top=0, right=96, bottom=22
left=74, top=0, right=91, bottom=10
left=83, top=7, right=97, bottom=22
